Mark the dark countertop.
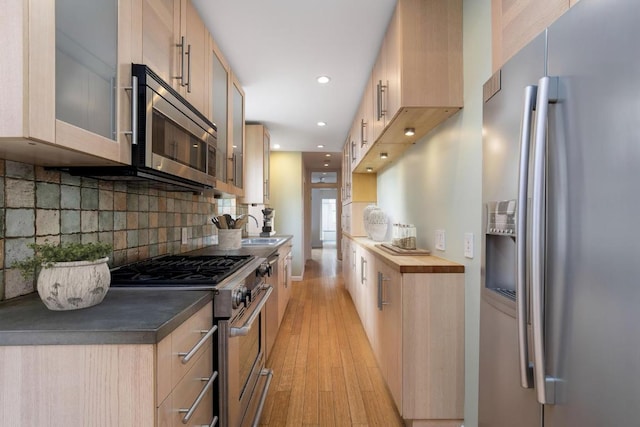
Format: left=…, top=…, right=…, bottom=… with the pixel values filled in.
left=0, top=235, right=293, bottom=347
left=0, top=289, right=212, bottom=346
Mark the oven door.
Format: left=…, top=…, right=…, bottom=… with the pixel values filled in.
left=222, top=285, right=274, bottom=427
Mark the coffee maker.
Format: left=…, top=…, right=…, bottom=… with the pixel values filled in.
left=260, top=208, right=276, bottom=236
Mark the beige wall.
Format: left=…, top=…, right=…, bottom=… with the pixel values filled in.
left=269, top=151, right=304, bottom=278
left=376, top=1, right=491, bottom=425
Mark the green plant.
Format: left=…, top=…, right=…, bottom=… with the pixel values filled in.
left=12, top=241, right=113, bottom=279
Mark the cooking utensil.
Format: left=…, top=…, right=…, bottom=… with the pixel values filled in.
left=234, top=215, right=248, bottom=229
left=224, top=214, right=234, bottom=229
left=212, top=217, right=220, bottom=228
left=217, top=215, right=228, bottom=229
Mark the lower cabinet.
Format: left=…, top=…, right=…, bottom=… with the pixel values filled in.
left=0, top=301, right=215, bottom=427
left=277, top=243, right=293, bottom=327
left=345, top=238, right=465, bottom=426
left=265, top=241, right=293, bottom=363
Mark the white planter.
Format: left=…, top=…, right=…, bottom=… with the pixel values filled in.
left=37, top=257, right=111, bottom=311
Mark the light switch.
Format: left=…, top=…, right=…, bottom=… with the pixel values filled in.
left=435, top=229, right=446, bottom=251
left=464, top=232, right=474, bottom=258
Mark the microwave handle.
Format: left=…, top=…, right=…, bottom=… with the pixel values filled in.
left=123, top=75, right=138, bottom=145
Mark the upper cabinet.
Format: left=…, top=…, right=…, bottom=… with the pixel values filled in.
left=179, top=0, right=208, bottom=115
left=240, top=124, right=270, bottom=205
left=230, top=75, right=245, bottom=193
left=491, top=0, right=570, bottom=71
left=209, top=37, right=230, bottom=190
left=142, top=0, right=207, bottom=114
left=352, top=0, right=463, bottom=174
left=1, top=0, right=136, bottom=166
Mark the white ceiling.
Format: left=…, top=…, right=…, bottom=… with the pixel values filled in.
left=193, top=0, right=397, bottom=161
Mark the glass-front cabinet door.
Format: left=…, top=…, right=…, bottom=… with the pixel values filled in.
left=53, top=0, right=133, bottom=164
left=211, top=43, right=229, bottom=185
left=56, top=0, right=117, bottom=141
left=231, top=75, right=245, bottom=190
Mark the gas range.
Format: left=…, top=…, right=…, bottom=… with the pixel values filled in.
left=110, top=254, right=268, bottom=319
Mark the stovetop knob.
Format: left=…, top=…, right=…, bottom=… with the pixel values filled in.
left=232, top=286, right=248, bottom=309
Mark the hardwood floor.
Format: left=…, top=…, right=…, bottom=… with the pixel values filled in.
left=259, top=247, right=404, bottom=426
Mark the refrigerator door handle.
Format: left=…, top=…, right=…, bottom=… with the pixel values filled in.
left=531, top=75, right=558, bottom=405
left=516, top=84, right=537, bottom=389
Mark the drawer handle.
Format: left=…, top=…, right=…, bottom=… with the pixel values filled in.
left=178, top=325, right=217, bottom=364
left=179, top=371, right=218, bottom=424
left=250, top=369, right=274, bottom=427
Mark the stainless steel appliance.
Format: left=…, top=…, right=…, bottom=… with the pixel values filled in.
left=110, top=253, right=275, bottom=427
left=61, top=64, right=217, bottom=192
left=480, top=0, right=640, bottom=426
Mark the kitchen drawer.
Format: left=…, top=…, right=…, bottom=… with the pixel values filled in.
left=157, top=301, right=214, bottom=403
left=157, top=343, right=216, bottom=426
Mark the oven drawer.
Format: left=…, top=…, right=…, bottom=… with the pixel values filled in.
left=157, top=301, right=214, bottom=404
left=157, top=343, right=217, bottom=426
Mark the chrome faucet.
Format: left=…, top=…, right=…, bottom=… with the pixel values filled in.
left=243, top=214, right=260, bottom=237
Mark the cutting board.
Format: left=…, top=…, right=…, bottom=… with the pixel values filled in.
left=376, top=243, right=431, bottom=256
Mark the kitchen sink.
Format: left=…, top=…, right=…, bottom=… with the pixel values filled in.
left=241, top=237, right=286, bottom=246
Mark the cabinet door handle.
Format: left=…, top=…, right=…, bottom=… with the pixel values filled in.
left=377, top=80, right=387, bottom=121
left=179, top=371, right=218, bottom=423
left=178, top=324, right=217, bottom=364
left=175, top=36, right=186, bottom=86
left=186, top=43, right=192, bottom=93
left=377, top=272, right=391, bottom=310
left=360, top=119, right=367, bottom=147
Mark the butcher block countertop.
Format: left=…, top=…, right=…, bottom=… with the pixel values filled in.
left=350, top=236, right=465, bottom=274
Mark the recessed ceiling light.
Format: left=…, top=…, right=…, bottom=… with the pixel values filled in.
left=366, top=167, right=373, bottom=172
left=325, top=154, right=331, bottom=157
left=324, top=163, right=330, bottom=167
left=380, top=152, right=388, bottom=159
left=317, top=121, right=327, bottom=127
left=273, top=144, right=281, bottom=149
left=317, top=76, right=331, bottom=84
left=404, top=127, right=416, bottom=136
left=317, top=144, right=324, bottom=148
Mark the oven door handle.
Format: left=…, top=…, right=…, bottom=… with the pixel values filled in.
left=178, top=324, right=218, bottom=364
left=230, top=286, right=273, bottom=337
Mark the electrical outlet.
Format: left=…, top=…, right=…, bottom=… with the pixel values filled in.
left=435, top=229, right=446, bottom=251
left=181, top=227, right=188, bottom=244
left=464, top=232, right=474, bottom=258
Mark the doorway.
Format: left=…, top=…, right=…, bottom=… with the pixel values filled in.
left=303, top=168, right=342, bottom=263
left=311, top=188, right=337, bottom=248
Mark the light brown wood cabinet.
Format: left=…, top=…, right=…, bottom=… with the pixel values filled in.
left=0, top=301, right=215, bottom=427
left=0, top=0, right=137, bottom=166
left=491, top=0, right=570, bottom=71
left=240, top=124, right=270, bottom=205
left=352, top=0, right=463, bottom=174
left=277, top=242, right=293, bottom=327
left=345, top=238, right=465, bottom=426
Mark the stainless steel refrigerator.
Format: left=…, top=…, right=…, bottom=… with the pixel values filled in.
left=479, top=0, right=640, bottom=426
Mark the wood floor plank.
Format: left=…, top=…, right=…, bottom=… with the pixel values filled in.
left=259, top=247, right=404, bottom=426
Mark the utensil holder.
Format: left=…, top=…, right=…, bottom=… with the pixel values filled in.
left=217, top=229, right=242, bottom=250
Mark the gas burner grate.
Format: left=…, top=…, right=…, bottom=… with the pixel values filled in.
left=110, top=255, right=254, bottom=286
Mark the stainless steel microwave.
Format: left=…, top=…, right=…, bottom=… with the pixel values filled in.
left=60, top=64, right=217, bottom=192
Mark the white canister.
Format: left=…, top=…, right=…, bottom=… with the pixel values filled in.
left=217, top=229, right=242, bottom=250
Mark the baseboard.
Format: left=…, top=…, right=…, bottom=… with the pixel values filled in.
left=292, top=275, right=303, bottom=281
